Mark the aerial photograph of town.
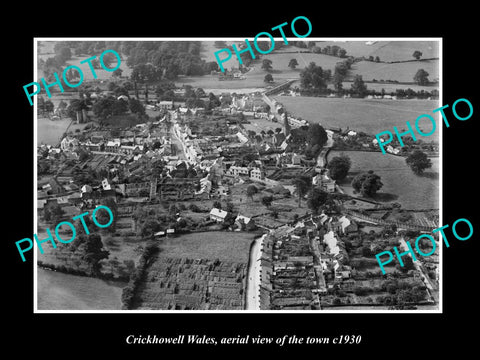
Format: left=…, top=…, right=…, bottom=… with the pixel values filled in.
left=35, top=38, right=441, bottom=311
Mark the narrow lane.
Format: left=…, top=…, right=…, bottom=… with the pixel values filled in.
left=245, top=234, right=266, bottom=310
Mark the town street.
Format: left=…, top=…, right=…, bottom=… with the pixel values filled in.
left=316, top=130, right=334, bottom=168
left=245, top=234, right=266, bottom=310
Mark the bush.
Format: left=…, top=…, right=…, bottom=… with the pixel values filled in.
left=188, top=203, right=200, bottom=212
left=246, top=221, right=258, bottom=231
left=121, top=285, right=135, bottom=309
left=354, top=287, right=370, bottom=296
left=177, top=203, right=187, bottom=211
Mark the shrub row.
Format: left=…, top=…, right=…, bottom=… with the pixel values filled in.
left=121, top=241, right=159, bottom=309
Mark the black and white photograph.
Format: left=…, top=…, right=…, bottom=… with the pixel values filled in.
left=5, top=5, right=478, bottom=356
left=33, top=38, right=442, bottom=312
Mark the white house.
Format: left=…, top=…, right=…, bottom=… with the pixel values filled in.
left=249, top=167, right=264, bottom=181
left=337, top=215, right=358, bottom=235
left=101, top=178, right=111, bottom=191
left=386, top=145, right=401, bottom=155
left=323, top=230, right=340, bottom=256
left=209, top=208, right=229, bottom=222
left=235, top=214, right=252, bottom=225
left=81, top=184, right=93, bottom=193
left=196, top=177, right=212, bottom=195
left=236, top=132, right=249, bottom=143
left=158, top=100, right=174, bottom=110
left=313, top=173, right=336, bottom=193
left=229, top=166, right=249, bottom=177
left=105, top=140, right=121, bottom=152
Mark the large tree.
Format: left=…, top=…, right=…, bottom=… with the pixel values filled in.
left=333, top=72, right=344, bottom=93
left=261, top=195, right=273, bottom=208
left=307, top=188, right=328, bottom=214
left=82, top=234, right=109, bottom=275
left=300, top=62, right=328, bottom=93
left=307, top=123, right=328, bottom=149
left=405, top=150, right=432, bottom=175
left=351, top=170, right=383, bottom=197
left=412, top=50, right=423, bottom=60
left=140, top=219, right=161, bottom=238
left=92, top=97, right=128, bottom=119
left=264, top=74, right=274, bottom=83
left=246, top=184, right=258, bottom=202
left=414, top=69, right=429, bottom=85
left=351, top=75, right=368, bottom=97
left=66, top=98, right=88, bottom=120
left=131, top=63, right=161, bottom=98
left=293, top=176, right=311, bottom=207
left=128, top=98, right=145, bottom=115
left=288, top=58, right=299, bottom=69
left=327, top=154, right=351, bottom=181
left=261, top=59, right=273, bottom=71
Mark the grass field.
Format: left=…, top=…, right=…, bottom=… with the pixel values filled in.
left=349, top=59, right=439, bottom=83
left=158, top=231, right=256, bottom=263
left=272, top=96, right=440, bottom=138
left=200, top=40, right=439, bottom=72
left=242, top=117, right=281, bottom=133
left=37, top=117, right=90, bottom=145
left=311, top=41, right=439, bottom=63
left=327, top=150, right=439, bottom=210
left=367, top=41, right=439, bottom=63
left=255, top=51, right=341, bottom=74
left=175, top=73, right=266, bottom=92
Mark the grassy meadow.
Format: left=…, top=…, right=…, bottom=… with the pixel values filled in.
left=157, top=231, right=255, bottom=263
left=327, top=150, right=439, bottom=209
left=272, top=96, right=440, bottom=140
left=349, top=59, right=439, bottom=83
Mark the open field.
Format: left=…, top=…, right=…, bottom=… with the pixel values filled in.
left=272, top=96, right=440, bottom=138
left=328, top=150, right=439, bottom=209
left=175, top=73, right=266, bottom=93
left=349, top=59, right=439, bottom=83
left=38, top=117, right=90, bottom=145
left=158, top=231, right=255, bottom=263
left=314, top=41, right=439, bottom=63
left=252, top=51, right=341, bottom=74
left=37, top=268, right=125, bottom=310
left=242, top=117, right=281, bottom=133
left=367, top=41, right=439, bottom=63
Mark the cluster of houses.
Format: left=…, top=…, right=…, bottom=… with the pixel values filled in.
left=259, top=211, right=360, bottom=309
left=372, top=138, right=401, bottom=155
left=209, top=207, right=255, bottom=231
left=38, top=83, right=346, bottom=233
left=217, top=69, right=246, bottom=81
